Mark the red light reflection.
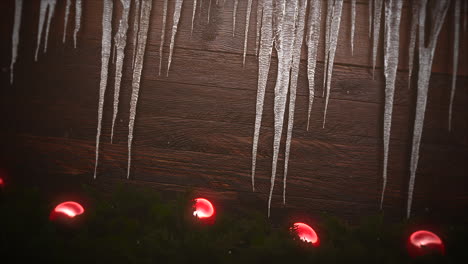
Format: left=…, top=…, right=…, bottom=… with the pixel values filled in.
left=408, top=230, right=445, bottom=257
left=50, top=201, right=85, bottom=220
left=0, top=177, right=4, bottom=187
left=293, top=222, right=319, bottom=246
left=193, top=198, right=215, bottom=219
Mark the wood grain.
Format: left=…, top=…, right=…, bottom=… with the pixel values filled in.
left=0, top=0, right=467, bottom=222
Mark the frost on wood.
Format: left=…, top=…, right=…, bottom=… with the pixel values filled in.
left=243, top=0, right=253, bottom=65
left=62, top=0, right=71, bottom=43
left=322, top=0, right=343, bottom=128
left=167, top=0, right=184, bottom=76
left=283, top=0, right=308, bottom=205
left=110, top=0, right=131, bottom=143
left=131, top=0, right=141, bottom=69
left=372, top=0, right=383, bottom=78
left=268, top=0, right=298, bottom=217
left=73, top=0, right=82, bottom=48
left=159, top=0, right=169, bottom=75
left=191, top=0, right=197, bottom=34
left=35, top=0, right=57, bottom=61
left=232, top=0, right=239, bottom=36
left=251, top=0, right=273, bottom=193
left=306, top=0, right=322, bottom=130
left=351, top=0, right=356, bottom=55
left=408, top=0, right=418, bottom=88
left=448, top=0, right=461, bottom=131
left=407, top=0, right=449, bottom=218
left=255, top=0, right=263, bottom=56
left=381, top=0, right=402, bottom=209
left=10, top=0, right=23, bottom=85
left=128, top=0, right=153, bottom=179
left=94, top=0, right=113, bottom=179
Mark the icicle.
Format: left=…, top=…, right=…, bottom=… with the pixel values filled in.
left=10, top=0, right=23, bottom=85
left=233, top=0, right=239, bottom=36
left=306, top=0, right=321, bottom=131
left=110, top=0, right=131, bottom=143
left=255, top=0, right=263, bottom=57
left=191, top=0, right=197, bottom=34
left=112, top=43, right=117, bottom=64
left=372, top=0, right=383, bottom=78
left=351, top=0, right=356, bottom=55
left=208, top=0, right=212, bottom=22
left=369, top=0, right=373, bottom=38
left=449, top=0, right=461, bottom=131
left=166, top=0, right=184, bottom=76
left=283, top=0, right=308, bottom=205
left=131, top=0, right=141, bottom=69
left=407, top=0, right=449, bottom=218
left=199, top=0, right=203, bottom=20
left=94, top=0, right=113, bottom=179
left=408, top=0, right=418, bottom=89
left=464, top=0, right=467, bottom=31
left=73, top=0, right=82, bottom=48
left=322, top=0, right=333, bottom=97
left=159, top=0, right=169, bottom=76
left=267, top=0, right=298, bottom=217
left=381, top=0, right=402, bottom=209
left=322, top=0, right=343, bottom=128
left=128, top=0, right=153, bottom=179
left=242, top=0, right=253, bottom=65
left=251, top=0, right=273, bottom=193
left=43, top=0, right=57, bottom=54
left=34, top=0, right=57, bottom=61
left=63, top=0, right=71, bottom=43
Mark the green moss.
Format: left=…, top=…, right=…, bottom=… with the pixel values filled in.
left=0, top=184, right=466, bottom=263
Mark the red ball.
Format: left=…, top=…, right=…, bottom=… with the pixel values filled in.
left=50, top=201, right=85, bottom=220
left=292, top=222, right=320, bottom=247
left=407, top=230, right=445, bottom=257
left=192, top=198, right=215, bottom=224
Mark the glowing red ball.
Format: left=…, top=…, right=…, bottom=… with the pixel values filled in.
left=293, top=222, right=319, bottom=246
left=50, top=201, right=85, bottom=220
left=193, top=198, right=215, bottom=219
left=408, top=230, right=445, bottom=257
left=0, top=177, right=4, bottom=187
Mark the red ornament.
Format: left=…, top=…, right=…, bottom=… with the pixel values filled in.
left=292, top=222, right=320, bottom=247
left=193, top=198, right=215, bottom=221
left=50, top=201, right=85, bottom=220
left=0, top=169, right=6, bottom=188
left=407, top=230, right=445, bottom=257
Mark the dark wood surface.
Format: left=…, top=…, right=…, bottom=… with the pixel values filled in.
left=0, top=0, right=467, bottom=222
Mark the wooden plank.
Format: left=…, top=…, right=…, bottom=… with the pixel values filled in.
left=1, top=0, right=467, bottom=76
left=3, top=92, right=467, bottom=179
left=6, top=34, right=468, bottom=115
left=0, top=0, right=466, bottom=222
left=5, top=134, right=467, bottom=219
left=4, top=48, right=467, bottom=147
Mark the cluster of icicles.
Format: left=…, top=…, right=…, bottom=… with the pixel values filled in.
left=9, top=0, right=465, bottom=218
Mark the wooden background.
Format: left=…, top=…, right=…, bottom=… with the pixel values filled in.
left=0, top=0, right=467, bottom=223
